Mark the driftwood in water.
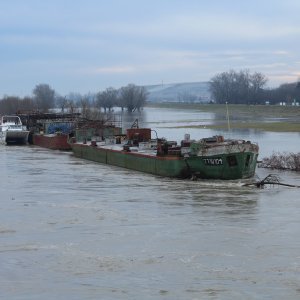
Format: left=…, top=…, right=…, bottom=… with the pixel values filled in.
left=259, top=152, right=300, bottom=171
left=243, top=174, right=300, bottom=188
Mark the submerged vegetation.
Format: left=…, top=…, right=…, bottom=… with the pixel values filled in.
left=260, top=152, right=300, bottom=171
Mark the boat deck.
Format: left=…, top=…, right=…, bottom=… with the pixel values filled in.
left=77, top=141, right=158, bottom=157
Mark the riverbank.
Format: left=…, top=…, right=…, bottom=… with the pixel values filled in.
left=146, top=102, right=300, bottom=132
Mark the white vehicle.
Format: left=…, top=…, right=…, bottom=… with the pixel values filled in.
left=0, top=116, right=29, bottom=144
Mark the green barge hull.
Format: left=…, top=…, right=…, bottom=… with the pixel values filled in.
left=71, top=143, right=258, bottom=180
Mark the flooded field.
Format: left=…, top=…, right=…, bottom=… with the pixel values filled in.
left=0, top=107, right=300, bottom=299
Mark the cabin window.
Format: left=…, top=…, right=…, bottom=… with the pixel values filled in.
left=227, top=155, right=238, bottom=167
left=245, top=155, right=251, bottom=167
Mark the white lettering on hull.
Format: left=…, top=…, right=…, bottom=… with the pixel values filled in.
left=203, top=158, right=223, bottom=165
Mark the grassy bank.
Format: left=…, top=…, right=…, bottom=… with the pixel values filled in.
left=146, top=102, right=300, bottom=132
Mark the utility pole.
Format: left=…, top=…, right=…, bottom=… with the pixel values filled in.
left=226, top=101, right=230, bottom=131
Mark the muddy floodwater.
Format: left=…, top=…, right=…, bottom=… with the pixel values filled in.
left=1, top=107, right=300, bottom=299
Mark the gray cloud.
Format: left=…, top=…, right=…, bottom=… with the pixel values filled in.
left=0, top=0, right=300, bottom=96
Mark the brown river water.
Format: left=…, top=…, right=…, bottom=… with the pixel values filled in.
left=0, top=107, right=300, bottom=299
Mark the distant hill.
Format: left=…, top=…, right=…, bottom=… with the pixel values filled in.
left=144, top=82, right=211, bottom=103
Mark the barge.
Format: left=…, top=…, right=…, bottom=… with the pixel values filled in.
left=32, top=133, right=71, bottom=150
left=21, top=112, right=79, bottom=150
left=70, top=127, right=259, bottom=180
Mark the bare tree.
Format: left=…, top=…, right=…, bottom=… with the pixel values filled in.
left=249, top=72, right=268, bottom=103
left=33, top=83, right=55, bottom=112
left=0, top=96, right=35, bottom=114
left=209, top=70, right=267, bottom=104
left=0, top=96, right=20, bottom=114
left=96, top=87, right=117, bottom=112
left=119, top=84, right=147, bottom=112
left=266, top=82, right=300, bottom=104
left=56, top=96, right=68, bottom=113
left=66, top=99, right=77, bottom=114
left=78, top=96, right=93, bottom=119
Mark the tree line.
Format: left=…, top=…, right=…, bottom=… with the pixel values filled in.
left=0, top=83, right=148, bottom=116
left=2, top=72, right=300, bottom=114
left=209, top=69, right=300, bottom=104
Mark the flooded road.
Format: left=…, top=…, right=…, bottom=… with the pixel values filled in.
left=1, top=107, right=300, bottom=299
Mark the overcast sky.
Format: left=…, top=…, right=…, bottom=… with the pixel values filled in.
left=1, top=0, right=300, bottom=97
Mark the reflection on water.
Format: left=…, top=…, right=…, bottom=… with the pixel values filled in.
left=0, top=107, right=300, bottom=299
